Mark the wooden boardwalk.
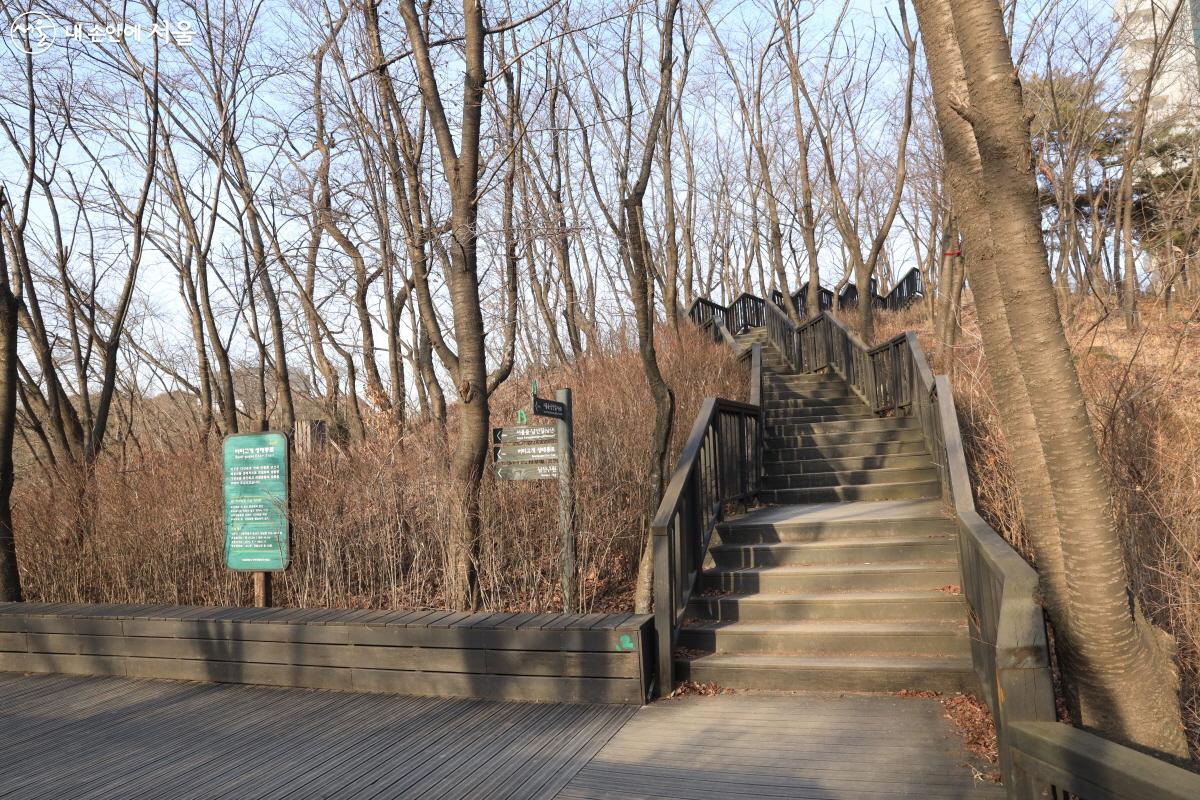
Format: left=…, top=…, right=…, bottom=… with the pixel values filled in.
left=0, top=673, right=1002, bottom=799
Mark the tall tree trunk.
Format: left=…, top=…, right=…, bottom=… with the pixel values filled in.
left=629, top=0, right=680, bottom=614
left=397, top=0, right=490, bottom=610
left=946, top=0, right=1188, bottom=757
left=936, top=218, right=965, bottom=357
left=0, top=235, right=21, bottom=602
left=659, top=97, right=681, bottom=329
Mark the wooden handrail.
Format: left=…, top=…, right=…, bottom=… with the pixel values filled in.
left=653, top=311, right=761, bottom=696
left=651, top=397, right=761, bottom=696
left=1005, top=721, right=1200, bottom=799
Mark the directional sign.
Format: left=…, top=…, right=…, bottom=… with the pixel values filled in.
left=492, top=425, right=555, bottom=444
left=223, top=432, right=290, bottom=571
left=533, top=397, right=567, bottom=421
left=493, top=442, right=558, bottom=463
left=495, top=462, right=559, bottom=481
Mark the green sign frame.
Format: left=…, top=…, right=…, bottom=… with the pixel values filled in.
left=223, top=432, right=290, bottom=571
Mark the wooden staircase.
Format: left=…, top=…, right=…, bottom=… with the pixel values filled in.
left=675, top=326, right=975, bottom=692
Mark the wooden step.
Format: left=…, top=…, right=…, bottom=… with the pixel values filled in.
left=677, top=619, right=971, bottom=657
left=760, top=479, right=941, bottom=504
left=709, top=535, right=957, bottom=567
left=762, top=466, right=938, bottom=490
left=765, top=412, right=877, bottom=426
left=701, top=562, right=960, bottom=593
left=765, top=440, right=928, bottom=461
left=763, top=453, right=934, bottom=474
left=763, top=374, right=845, bottom=388
left=763, top=397, right=866, bottom=410
left=770, top=416, right=919, bottom=434
left=766, top=428, right=926, bottom=450
left=675, top=653, right=976, bottom=693
left=688, top=589, right=966, bottom=622
left=716, top=500, right=957, bottom=543
left=766, top=407, right=875, bottom=421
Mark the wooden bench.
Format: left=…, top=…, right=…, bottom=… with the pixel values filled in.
left=0, top=603, right=653, bottom=704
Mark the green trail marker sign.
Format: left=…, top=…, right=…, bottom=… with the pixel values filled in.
left=223, top=432, right=290, bottom=571
left=493, top=388, right=578, bottom=613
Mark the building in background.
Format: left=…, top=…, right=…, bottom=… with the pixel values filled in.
left=1115, top=0, right=1200, bottom=131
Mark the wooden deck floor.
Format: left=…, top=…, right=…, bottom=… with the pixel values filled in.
left=0, top=674, right=1003, bottom=799
left=0, top=673, right=633, bottom=799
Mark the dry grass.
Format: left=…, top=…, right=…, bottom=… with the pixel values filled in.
left=13, top=325, right=747, bottom=614
left=865, top=298, right=1200, bottom=757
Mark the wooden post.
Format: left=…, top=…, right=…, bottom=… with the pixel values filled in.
left=556, top=389, right=577, bottom=613
left=254, top=572, right=272, bottom=608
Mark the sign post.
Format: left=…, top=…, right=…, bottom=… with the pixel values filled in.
left=555, top=389, right=577, bottom=613
left=493, top=387, right=577, bottom=612
left=223, top=431, right=290, bottom=607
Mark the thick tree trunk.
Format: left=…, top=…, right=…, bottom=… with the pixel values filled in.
left=915, top=0, right=1084, bottom=715
left=946, top=0, right=1188, bottom=757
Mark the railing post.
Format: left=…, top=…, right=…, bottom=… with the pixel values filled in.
left=653, top=525, right=673, bottom=698
left=867, top=347, right=879, bottom=412
left=891, top=342, right=902, bottom=415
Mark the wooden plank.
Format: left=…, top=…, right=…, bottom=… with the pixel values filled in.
left=345, top=622, right=629, bottom=651
left=382, top=609, right=440, bottom=626
left=0, top=632, right=27, bottom=652
left=118, top=618, right=350, bottom=645
left=0, top=651, right=127, bottom=677
left=123, top=657, right=350, bottom=692
left=427, top=610, right=479, bottom=627
left=484, top=650, right=639, bottom=679
left=466, top=612, right=519, bottom=629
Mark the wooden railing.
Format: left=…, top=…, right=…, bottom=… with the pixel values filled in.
left=652, top=306, right=761, bottom=696
left=728, top=293, right=766, bottom=332
left=763, top=296, right=801, bottom=371
left=700, top=267, right=925, bottom=328
left=650, top=398, right=761, bottom=696
left=882, top=266, right=924, bottom=310
left=688, top=297, right=728, bottom=330
left=1005, top=721, right=1200, bottom=799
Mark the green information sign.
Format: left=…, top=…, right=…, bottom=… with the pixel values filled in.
left=223, top=432, right=290, bottom=571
